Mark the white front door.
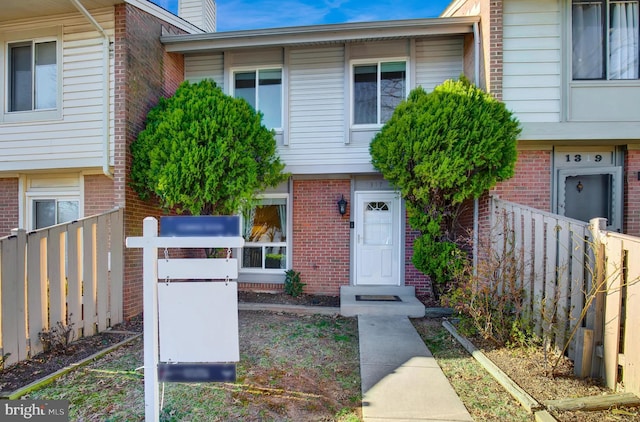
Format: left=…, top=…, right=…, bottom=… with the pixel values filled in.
left=354, top=192, right=401, bottom=285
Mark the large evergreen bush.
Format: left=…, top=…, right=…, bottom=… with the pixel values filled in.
left=370, top=77, right=520, bottom=297
left=130, top=79, right=288, bottom=216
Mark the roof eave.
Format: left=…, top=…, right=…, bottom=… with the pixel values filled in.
left=162, top=16, right=479, bottom=53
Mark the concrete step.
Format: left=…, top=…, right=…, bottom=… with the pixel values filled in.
left=340, top=285, right=425, bottom=318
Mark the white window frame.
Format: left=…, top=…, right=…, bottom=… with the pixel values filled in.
left=240, top=193, right=290, bottom=274
left=0, top=27, right=63, bottom=124
left=230, top=66, right=284, bottom=131
left=571, top=0, right=640, bottom=81
left=26, top=193, right=81, bottom=231
left=22, top=174, right=83, bottom=231
left=350, top=58, right=409, bottom=129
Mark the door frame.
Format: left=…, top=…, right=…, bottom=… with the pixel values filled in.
left=556, top=166, right=622, bottom=232
left=353, top=191, right=402, bottom=286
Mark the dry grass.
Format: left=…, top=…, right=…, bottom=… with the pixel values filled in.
left=27, top=311, right=361, bottom=422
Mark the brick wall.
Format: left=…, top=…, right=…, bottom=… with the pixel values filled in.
left=625, top=149, right=640, bottom=236
left=114, top=4, right=186, bottom=318
left=490, top=149, right=552, bottom=210
left=238, top=282, right=284, bottom=294
left=84, top=175, right=115, bottom=216
left=0, top=178, right=19, bottom=237
left=292, top=179, right=350, bottom=296
left=403, top=215, right=433, bottom=298
left=488, top=0, right=503, bottom=99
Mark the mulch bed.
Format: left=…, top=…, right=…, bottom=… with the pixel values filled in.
left=0, top=316, right=143, bottom=394
left=238, top=291, right=340, bottom=307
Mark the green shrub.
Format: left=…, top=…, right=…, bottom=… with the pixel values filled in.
left=284, top=269, right=305, bottom=297
left=130, top=79, right=288, bottom=216
left=370, top=77, right=520, bottom=294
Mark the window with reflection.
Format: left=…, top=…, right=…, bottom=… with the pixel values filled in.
left=234, top=68, right=282, bottom=129
left=572, top=0, right=639, bottom=80
left=32, top=198, right=79, bottom=230
left=353, top=60, right=406, bottom=125
left=242, top=197, right=288, bottom=271
left=8, top=40, right=57, bottom=112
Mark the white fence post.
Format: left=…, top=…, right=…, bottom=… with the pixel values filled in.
left=142, top=217, right=160, bottom=421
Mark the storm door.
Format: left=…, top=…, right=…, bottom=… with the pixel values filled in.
left=557, top=167, right=622, bottom=232
left=354, top=192, right=401, bottom=285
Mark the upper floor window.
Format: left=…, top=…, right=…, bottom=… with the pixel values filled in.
left=572, top=0, right=639, bottom=80
left=352, top=60, right=406, bottom=125
left=8, top=40, right=57, bottom=111
left=233, top=68, right=282, bottom=129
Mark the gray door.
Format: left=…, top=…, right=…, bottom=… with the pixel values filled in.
left=557, top=167, right=622, bottom=232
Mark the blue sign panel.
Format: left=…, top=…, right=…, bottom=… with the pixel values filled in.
left=158, top=363, right=236, bottom=383
left=160, top=216, right=240, bottom=237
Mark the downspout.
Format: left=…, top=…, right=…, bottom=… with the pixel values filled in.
left=69, top=0, right=113, bottom=179
left=473, top=21, right=481, bottom=276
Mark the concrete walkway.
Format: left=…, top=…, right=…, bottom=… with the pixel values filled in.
left=358, top=315, right=473, bottom=421
left=239, top=302, right=473, bottom=421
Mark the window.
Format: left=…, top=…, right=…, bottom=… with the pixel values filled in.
left=241, top=196, right=288, bottom=271
left=24, top=175, right=81, bottom=230
left=234, top=68, right=282, bottom=129
left=32, top=198, right=79, bottom=230
left=572, top=0, right=639, bottom=80
left=353, top=61, right=406, bottom=125
left=8, top=40, right=57, bottom=112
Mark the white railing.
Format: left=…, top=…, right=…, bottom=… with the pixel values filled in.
left=490, top=197, right=640, bottom=395
left=0, top=208, right=123, bottom=367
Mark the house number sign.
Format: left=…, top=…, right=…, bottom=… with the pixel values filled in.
left=556, top=150, right=614, bottom=168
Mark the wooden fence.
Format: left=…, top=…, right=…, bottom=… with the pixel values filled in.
left=490, top=197, right=640, bottom=395
left=0, top=208, right=123, bottom=367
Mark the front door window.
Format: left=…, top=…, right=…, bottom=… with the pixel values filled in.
left=364, top=201, right=392, bottom=245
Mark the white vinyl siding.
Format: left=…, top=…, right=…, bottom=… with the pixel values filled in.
left=414, top=36, right=464, bottom=91
left=0, top=9, right=115, bottom=171
left=184, top=53, right=224, bottom=88
left=179, top=0, right=216, bottom=32
left=284, top=46, right=367, bottom=169
left=502, top=0, right=562, bottom=123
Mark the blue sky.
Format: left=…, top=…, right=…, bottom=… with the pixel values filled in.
left=151, top=0, right=453, bottom=32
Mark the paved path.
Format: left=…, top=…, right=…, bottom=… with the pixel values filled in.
left=358, top=315, right=473, bottom=421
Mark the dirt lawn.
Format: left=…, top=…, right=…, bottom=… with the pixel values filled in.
left=413, top=318, right=640, bottom=422
left=4, top=292, right=640, bottom=421
left=24, top=310, right=361, bottom=421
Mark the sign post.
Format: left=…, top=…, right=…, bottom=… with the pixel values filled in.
left=126, top=216, right=244, bottom=422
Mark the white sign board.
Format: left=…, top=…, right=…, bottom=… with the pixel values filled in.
left=158, top=281, right=239, bottom=363
left=125, top=216, right=244, bottom=422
